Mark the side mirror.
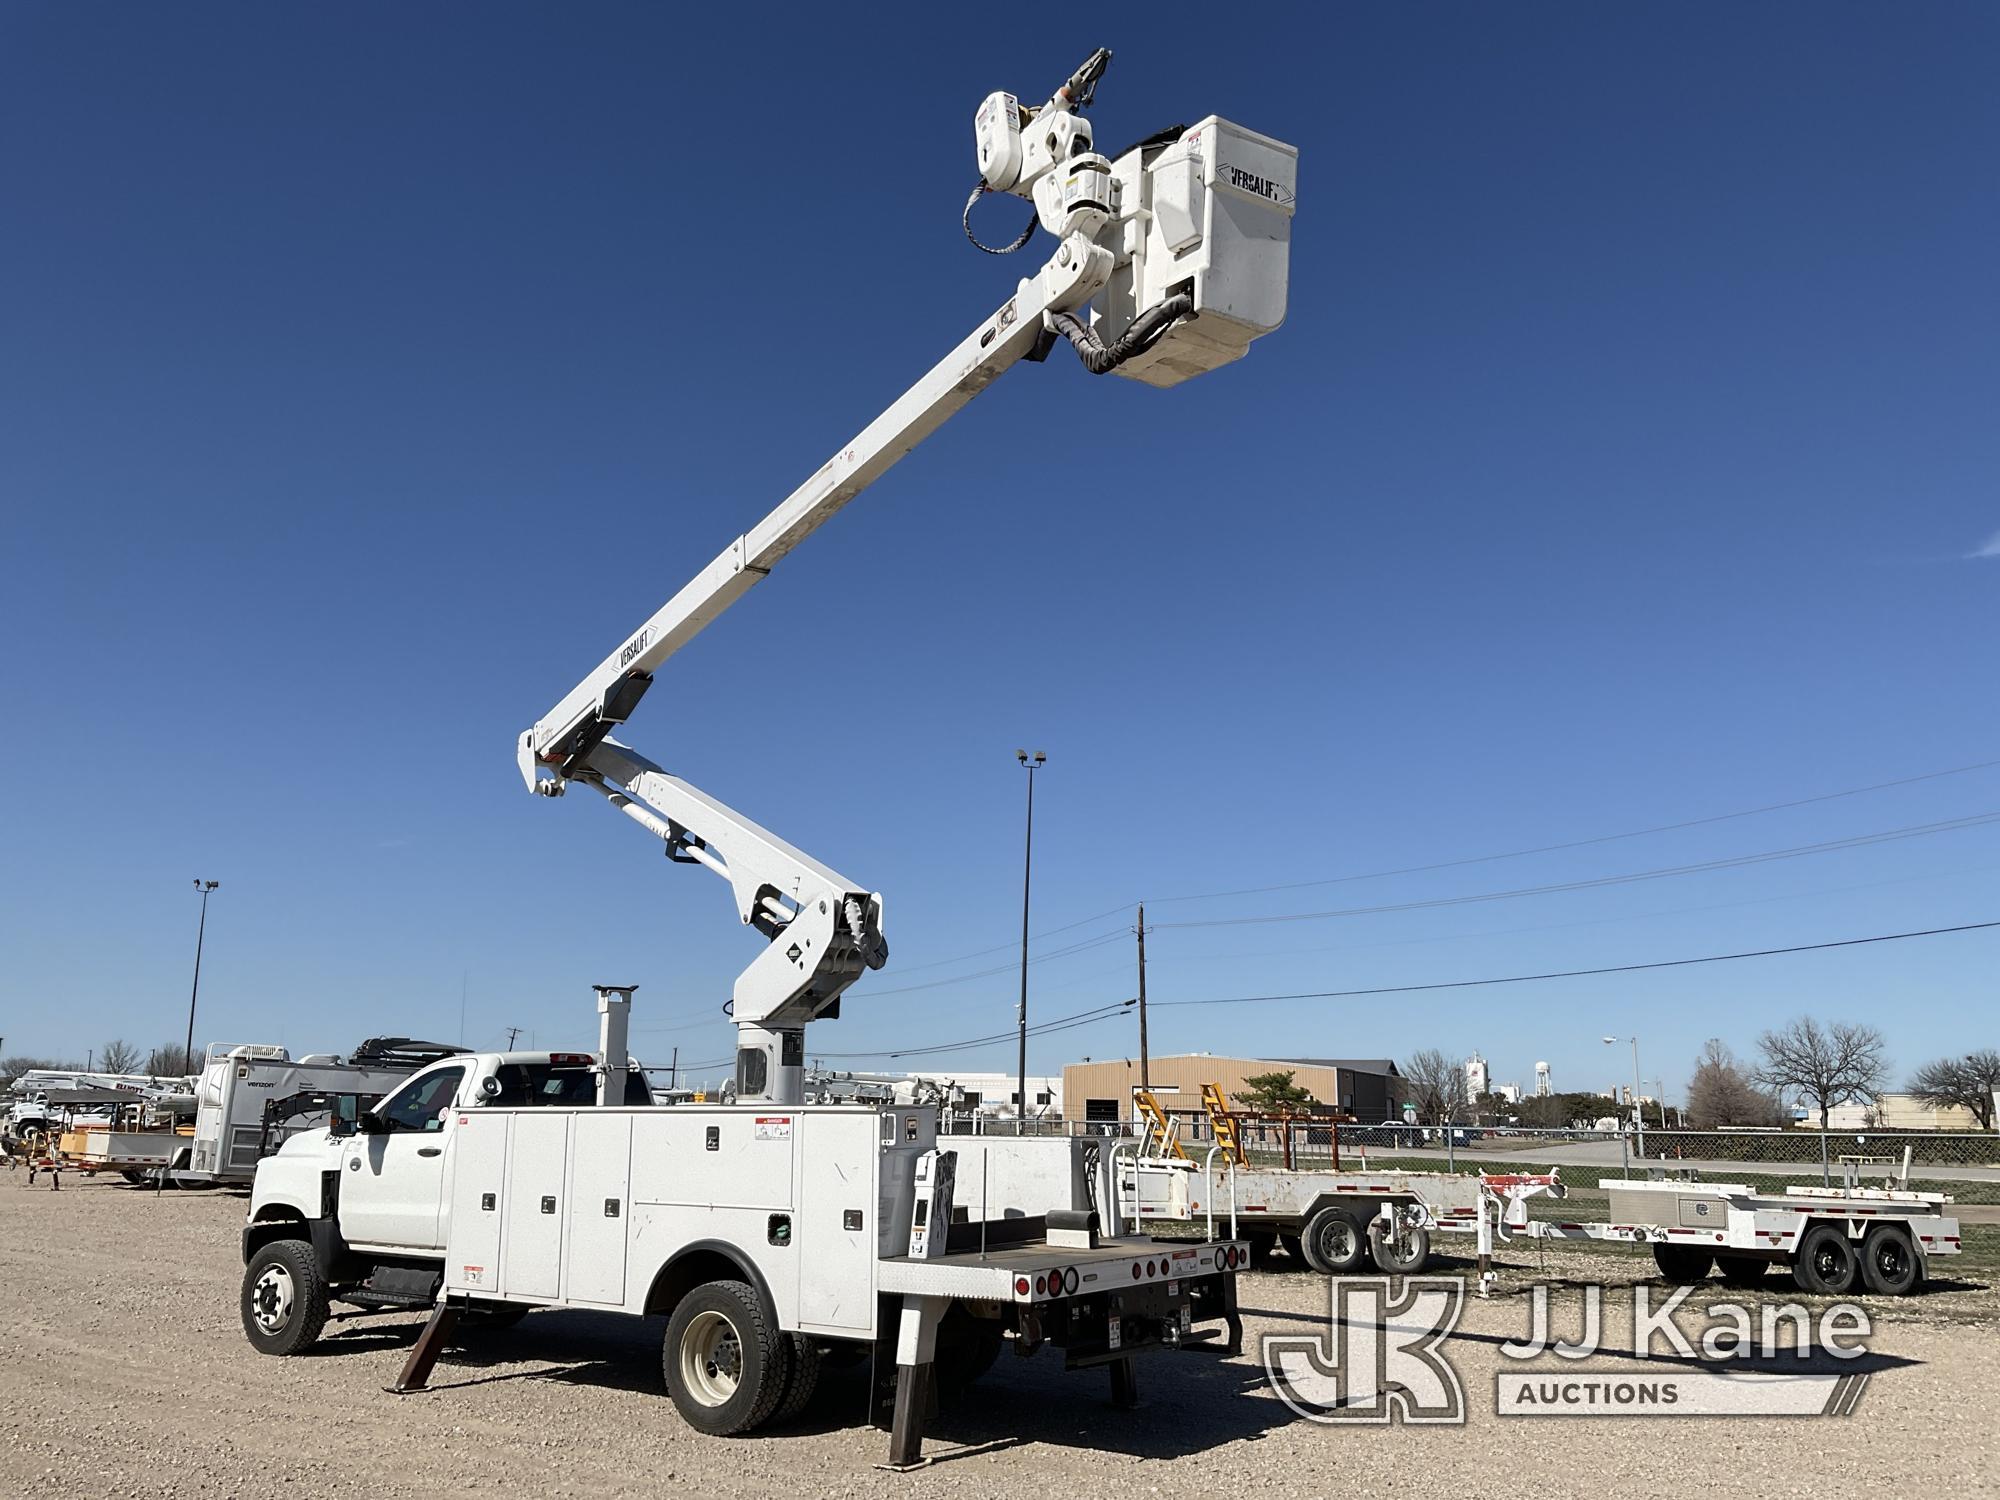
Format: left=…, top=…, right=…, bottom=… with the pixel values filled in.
left=328, top=1115, right=357, bottom=1139
left=355, top=1109, right=386, bottom=1136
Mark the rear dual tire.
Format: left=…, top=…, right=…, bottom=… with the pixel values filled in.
left=662, top=1280, right=789, bottom=1436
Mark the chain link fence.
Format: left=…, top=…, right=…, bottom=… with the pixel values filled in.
left=938, top=1113, right=2000, bottom=1172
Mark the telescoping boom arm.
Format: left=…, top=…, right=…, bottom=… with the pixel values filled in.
left=519, top=49, right=1296, bottom=1106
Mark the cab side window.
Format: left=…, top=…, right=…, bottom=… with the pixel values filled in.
left=377, top=1066, right=469, bottom=1134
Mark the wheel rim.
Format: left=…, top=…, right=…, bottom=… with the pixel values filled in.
left=1316, top=1218, right=1357, bottom=1265
left=679, top=1310, right=744, bottom=1407
left=251, top=1264, right=295, bottom=1333
left=1873, top=1239, right=1908, bottom=1282
left=1813, top=1239, right=1850, bottom=1284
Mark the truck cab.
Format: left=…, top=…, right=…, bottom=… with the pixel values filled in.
left=243, top=1050, right=651, bottom=1335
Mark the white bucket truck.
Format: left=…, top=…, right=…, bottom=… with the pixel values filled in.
left=243, top=41, right=1291, bottom=1467
left=243, top=998, right=1245, bottom=1465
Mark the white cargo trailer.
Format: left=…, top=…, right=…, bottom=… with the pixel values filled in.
left=189, top=1038, right=463, bottom=1184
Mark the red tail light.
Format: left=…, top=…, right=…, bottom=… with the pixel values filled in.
left=1014, top=1277, right=1031, bottom=1296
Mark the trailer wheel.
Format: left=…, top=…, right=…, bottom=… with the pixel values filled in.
left=1791, top=1224, right=1859, bottom=1295
left=1369, top=1223, right=1430, bottom=1275
left=1858, top=1225, right=1921, bottom=1296
left=768, top=1334, right=822, bottom=1426
left=1301, top=1205, right=1368, bottom=1274
left=240, top=1238, right=329, bottom=1356
left=662, top=1280, right=790, bottom=1435
left=120, top=1169, right=148, bottom=1185
left=1715, top=1254, right=1769, bottom=1288
left=1651, top=1245, right=1714, bottom=1284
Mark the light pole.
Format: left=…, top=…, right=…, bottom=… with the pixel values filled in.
left=1015, top=749, right=1045, bottom=1136
left=185, top=880, right=220, bottom=1077
left=1603, top=1035, right=1644, bottom=1161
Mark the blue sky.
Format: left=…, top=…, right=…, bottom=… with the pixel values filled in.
left=2, top=3, right=1995, bottom=1101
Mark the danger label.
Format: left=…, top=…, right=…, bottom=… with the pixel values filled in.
left=753, top=1117, right=793, bottom=1140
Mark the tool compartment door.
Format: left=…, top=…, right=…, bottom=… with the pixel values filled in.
left=443, top=1112, right=509, bottom=1295
left=500, top=1113, right=569, bottom=1300
left=795, top=1112, right=875, bottom=1335
left=564, top=1112, right=634, bottom=1306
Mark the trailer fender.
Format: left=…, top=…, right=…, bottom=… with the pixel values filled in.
left=644, top=1240, right=779, bottom=1329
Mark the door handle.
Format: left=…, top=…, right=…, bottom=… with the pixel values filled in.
left=418, top=1146, right=442, bottom=1158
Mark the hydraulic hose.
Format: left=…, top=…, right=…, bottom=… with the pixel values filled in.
left=1047, top=292, right=1194, bottom=375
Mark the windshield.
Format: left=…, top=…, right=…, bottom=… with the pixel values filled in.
left=485, top=1064, right=652, bottom=1107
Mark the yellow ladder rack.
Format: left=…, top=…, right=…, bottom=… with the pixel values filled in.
left=1133, top=1089, right=1188, bottom=1160
left=1201, top=1081, right=1246, bottom=1167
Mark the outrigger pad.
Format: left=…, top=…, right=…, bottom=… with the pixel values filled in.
left=385, top=1303, right=461, bottom=1394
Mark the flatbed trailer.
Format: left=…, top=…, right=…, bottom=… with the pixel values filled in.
left=1516, top=1176, right=1960, bottom=1295
left=1123, top=1149, right=1481, bottom=1274
left=1125, top=1149, right=1959, bottom=1298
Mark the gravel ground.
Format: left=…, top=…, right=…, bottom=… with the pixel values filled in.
left=3, top=1176, right=1995, bottom=1498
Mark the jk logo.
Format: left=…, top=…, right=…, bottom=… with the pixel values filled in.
left=1262, top=1277, right=1467, bottom=1424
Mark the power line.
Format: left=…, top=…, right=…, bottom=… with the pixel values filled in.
left=1144, top=756, right=2000, bottom=906
left=666, top=918, right=1997, bottom=1071
left=1141, top=861, right=1996, bottom=970
left=862, top=928, right=1130, bottom=998
left=872, top=755, right=2000, bottom=984
left=1147, top=919, right=2000, bottom=1009
left=885, top=899, right=1139, bottom=976
left=811, top=999, right=1136, bottom=1062
left=1147, top=811, right=2000, bottom=932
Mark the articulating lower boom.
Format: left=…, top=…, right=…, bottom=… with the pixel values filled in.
left=518, top=49, right=1296, bottom=1106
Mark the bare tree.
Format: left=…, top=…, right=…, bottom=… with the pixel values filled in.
left=144, top=1042, right=199, bottom=1078
left=1685, top=1038, right=1787, bottom=1129
left=1401, top=1048, right=1465, bottom=1125
left=1, top=1055, right=82, bottom=1086
left=1907, top=1049, right=2000, bottom=1130
left=98, top=1039, right=141, bottom=1074
left=1754, top=1017, right=1889, bottom=1130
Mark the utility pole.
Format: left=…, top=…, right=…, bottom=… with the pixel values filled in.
left=670, top=1046, right=679, bottom=1090
left=503, top=1025, right=523, bottom=1049
left=1135, top=904, right=1149, bottom=1091
left=184, top=880, right=220, bottom=1076
left=1603, top=1034, right=1645, bottom=1161
left=1014, top=749, right=1045, bottom=1136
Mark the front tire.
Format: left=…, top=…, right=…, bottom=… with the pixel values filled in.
left=1791, top=1223, right=1859, bottom=1295
left=662, top=1281, right=789, bottom=1436
left=240, top=1239, right=330, bottom=1356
